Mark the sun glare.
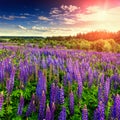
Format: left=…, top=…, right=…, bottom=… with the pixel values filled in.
left=97, top=10, right=107, bottom=21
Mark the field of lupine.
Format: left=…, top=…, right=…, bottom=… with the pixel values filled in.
left=0, top=44, right=120, bottom=120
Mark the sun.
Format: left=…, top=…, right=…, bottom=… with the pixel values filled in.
left=96, top=10, right=108, bottom=21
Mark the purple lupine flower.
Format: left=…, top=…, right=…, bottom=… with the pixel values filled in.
left=69, top=91, right=74, bottom=115
left=104, top=78, right=110, bottom=105
left=88, top=67, right=93, bottom=88
left=111, top=73, right=119, bottom=89
left=45, top=104, right=51, bottom=120
left=0, top=62, right=4, bottom=83
left=93, top=70, right=98, bottom=81
left=58, top=86, right=64, bottom=104
left=50, top=83, right=56, bottom=109
left=0, top=92, right=4, bottom=110
left=67, top=72, right=72, bottom=85
left=51, top=102, right=55, bottom=120
left=98, top=84, right=104, bottom=103
left=94, top=108, right=99, bottom=120
left=42, top=57, right=47, bottom=69
left=94, top=101, right=105, bottom=120
left=4, top=58, right=12, bottom=76
left=17, top=96, right=24, bottom=115
left=19, top=63, right=27, bottom=85
left=55, top=85, right=59, bottom=104
left=58, top=107, right=67, bottom=120
left=28, top=63, right=35, bottom=75
left=38, top=90, right=46, bottom=120
left=26, top=94, right=36, bottom=117
left=110, top=94, right=120, bottom=119
left=19, top=60, right=29, bottom=85
left=67, top=58, right=73, bottom=74
left=36, top=71, right=46, bottom=100
left=6, top=67, right=15, bottom=94
left=98, top=102, right=105, bottom=120
left=82, top=105, right=88, bottom=120
left=100, top=73, right=104, bottom=85
left=77, top=78, right=83, bottom=99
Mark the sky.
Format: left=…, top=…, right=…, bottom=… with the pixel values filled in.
left=0, top=0, right=120, bottom=36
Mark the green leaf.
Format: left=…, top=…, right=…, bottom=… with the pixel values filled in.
left=7, top=105, right=12, bottom=114
left=12, top=116, right=22, bottom=120
left=0, top=107, right=5, bottom=117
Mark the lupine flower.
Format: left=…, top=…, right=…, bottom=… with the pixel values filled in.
left=36, top=71, right=46, bottom=100
left=45, top=104, right=51, bottom=120
left=58, top=107, right=66, bottom=120
left=67, top=72, right=72, bottom=84
left=4, top=58, right=12, bottom=76
left=28, top=63, right=35, bottom=75
left=82, top=105, right=88, bottom=120
left=88, top=67, right=93, bottom=88
left=0, top=62, right=4, bottom=83
left=69, top=91, right=74, bottom=115
left=94, top=108, right=99, bottom=120
left=100, top=73, right=104, bottom=85
left=51, top=102, right=55, bottom=120
left=109, top=94, right=120, bottom=119
left=94, top=101, right=105, bottom=120
left=38, top=90, right=46, bottom=120
left=104, top=78, right=110, bottom=105
left=19, top=60, right=28, bottom=85
left=0, top=92, right=4, bottom=110
left=58, top=86, right=64, bottom=104
left=98, top=84, right=104, bottom=103
left=55, top=85, right=59, bottom=104
left=26, top=94, right=36, bottom=117
left=17, top=96, right=24, bottom=115
left=6, top=68, right=15, bottom=94
left=50, top=83, right=56, bottom=109
left=111, top=73, right=119, bottom=89
left=77, top=78, right=83, bottom=99
left=42, top=57, right=47, bottom=69
left=93, top=70, right=98, bottom=81
left=67, top=58, right=73, bottom=74
left=98, top=101, right=105, bottom=120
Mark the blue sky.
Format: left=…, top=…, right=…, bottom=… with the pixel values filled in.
left=0, top=0, right=120, bottom=36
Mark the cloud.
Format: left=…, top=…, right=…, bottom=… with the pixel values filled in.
left=49, top=5, right=81, bottom=25
left=17, top=16, right=26, bottom=19
left=32, top=26, right=49, bottom=32
left=18, top=25, right=27, bottom=30
left=50, top=8, right=61, bottom=15
left=31, top=26, right=72, bottom=32
left=86, top=6, right=101, bottom=13
left=38, top=16, right=52, bottom=21
left=0, top=15, right=26, bottom=20
left=2, top=15, right=15, bottom=20
left=63, top=18, right=76, bottom=25
left=61, top=5, right=80, bottom=12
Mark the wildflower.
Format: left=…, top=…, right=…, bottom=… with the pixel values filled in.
left=38, top=90, right=46, bottom=120
left=58, top=107, right=66, bottom=120
left=82, top=105, right=88, bottom=120
left=69, top=91, right=74, bottom=115
left=58, top=86, right=64, bottom=104
left=17, top=96, right=24, bottom=115
left=45, top=104, right=51, bottom=120
left=26, top=94, right=36, bottom=117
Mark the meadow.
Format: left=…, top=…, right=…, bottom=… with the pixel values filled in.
left=0, top=41, right=120, bottom=120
